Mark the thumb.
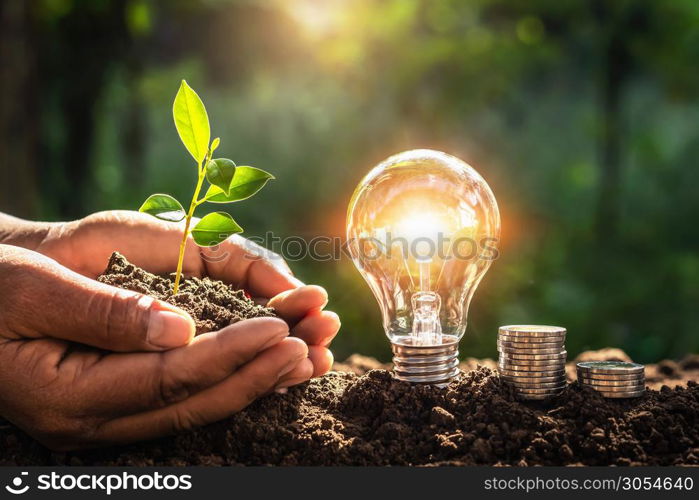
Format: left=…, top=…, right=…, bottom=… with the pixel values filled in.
left=13, top=253, right=195, bottom=352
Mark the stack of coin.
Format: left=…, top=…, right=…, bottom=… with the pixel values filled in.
left=497, top=325, right=567, bottom=400
left=576, top=361, right=645, bottom=398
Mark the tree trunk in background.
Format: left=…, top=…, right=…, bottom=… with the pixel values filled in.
left=59, top=83, right=102, bottom=218
left=51, top=0, right=129, bottom=218
left=596, top=33, right=626, bottom=240
left=0, top=0, right=39, bottom=219
left=595, top=5, right=631, bottom=242
left=122, top=53, right=147, bottom=191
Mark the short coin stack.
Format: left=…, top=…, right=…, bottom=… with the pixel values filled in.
left=497, top=325, right=567, bottom=400
left=576, top=361, right=646, bottom=398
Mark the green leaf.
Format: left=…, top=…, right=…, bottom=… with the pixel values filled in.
left=191, top=212, right=243, bottom=246
left=203, top=166, right=274, bottom=203
left=173, top=80, right=210, bottom=163
left=210, top=137, right=220, bottom=154
left=138, top=194, right=186, bottom=222
left=205, top=158, right=236, bottom=196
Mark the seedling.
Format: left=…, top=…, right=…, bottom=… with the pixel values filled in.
left=139, top=80, right=273, bottom=294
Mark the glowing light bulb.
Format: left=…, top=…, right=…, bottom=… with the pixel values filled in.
left=347, top=149, right=500, bottom=385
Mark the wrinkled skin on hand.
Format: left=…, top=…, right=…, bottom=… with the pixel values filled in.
left=0, top=211, right=339, bottom=450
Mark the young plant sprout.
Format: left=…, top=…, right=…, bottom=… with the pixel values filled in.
left=139, top=80, right=273, bottom=294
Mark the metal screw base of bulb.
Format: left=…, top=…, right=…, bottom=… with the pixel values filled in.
left=391, top=336, right=460, bottom=386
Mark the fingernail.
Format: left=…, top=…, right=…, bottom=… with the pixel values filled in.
left=260, top=332, right=288, bottom=351
left=275, top=357, right=313, bottom=390
left=322, top=332, right=339, bottom=347
left=288, top=275, right=305, bottom=287
left=275, top=375, right=311, bottom=390
left=148, top=308, right=195, bottom=348
left=278, top=358, right=300, bottom=378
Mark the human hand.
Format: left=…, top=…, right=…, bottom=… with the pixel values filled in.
left=0, top=244, right=312, bottom=450
left=37, top=210, right=339, bottom=378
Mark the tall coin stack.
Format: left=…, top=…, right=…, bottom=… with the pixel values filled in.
left=576, top=361, right=646, bottom=398
left=497, top=325, right=567, bottom=400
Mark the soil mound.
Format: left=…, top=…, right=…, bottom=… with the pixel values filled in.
left=1, top=255, right=697, bottom=466
left=97, top=252, right=274, bottom=333
left=2, top=360, right=697, bottom=466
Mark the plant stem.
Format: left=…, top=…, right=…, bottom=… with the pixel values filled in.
left=172, top=158, right=208, bottom=294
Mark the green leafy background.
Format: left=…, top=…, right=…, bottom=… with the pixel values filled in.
left=1, top=0, right=698, bottom=363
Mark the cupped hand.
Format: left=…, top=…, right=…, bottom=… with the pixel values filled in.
left=37, top=210, right=339, bottom=376
left=0, top=245, right=314, bottom=450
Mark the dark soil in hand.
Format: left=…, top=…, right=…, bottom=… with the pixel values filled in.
left=97, top=252, right=274, bottom=333
left=1, top=353, right=697, bottom=466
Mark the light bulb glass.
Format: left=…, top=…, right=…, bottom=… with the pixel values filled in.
left=347, top=149, right=500, bottom=384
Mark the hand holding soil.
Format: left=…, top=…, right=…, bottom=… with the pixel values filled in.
left=0, top=210, right=339, bottom=450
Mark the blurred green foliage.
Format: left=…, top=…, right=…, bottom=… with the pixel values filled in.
left=1, top=0, right=698, bottom=363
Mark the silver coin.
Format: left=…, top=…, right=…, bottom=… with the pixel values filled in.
left=578, top=376, right=644, bottom=387
left=498, top=345, right=565, bottom=355
left=499, top=334, right=566, bottom=343
left=505, top=380, right=566, bottom=389
left=579, top=377, right=646, bottom=386
left=576, top=361, right=644, bottom=375
left=585, top=381, right=646, bottom=392
left=594, top=389, right=646, bottom=399
left=500, top=351, right=567, bottom=361
left=501, top=374, right=566, bottom=383
left=500, top=374, right=566, bottom=384
left=498, top=368, right=566, bottom=377
left=582, top=381, right=645, bottom=391
left=499, top=325, right=566, bottom=337
left=518, top=393, right=560, bottom=400
left=514, top=385, right=566, bottom=394
left=498, top=360, right=566, bottom=370
left=516, top=390, right=566, bottom=398
left=575, top=371, right=645, bottom=381
left=498, top=358, right=565, bottom=372
left=497, top=340, right=566, bottom=350
left=513, top=385, right=567, bottom=393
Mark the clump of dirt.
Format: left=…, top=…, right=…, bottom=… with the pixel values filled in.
left=97, top=252, right=274, bottom=333
left=1, top=357, right=696, bottom=467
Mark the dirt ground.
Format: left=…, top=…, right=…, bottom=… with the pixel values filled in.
left=1, top=352, right=696, bottom=466
left=0, top=254, right=696, bottom=466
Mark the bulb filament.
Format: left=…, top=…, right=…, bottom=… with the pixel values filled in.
left=412, top=257, right=442, bottom=345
